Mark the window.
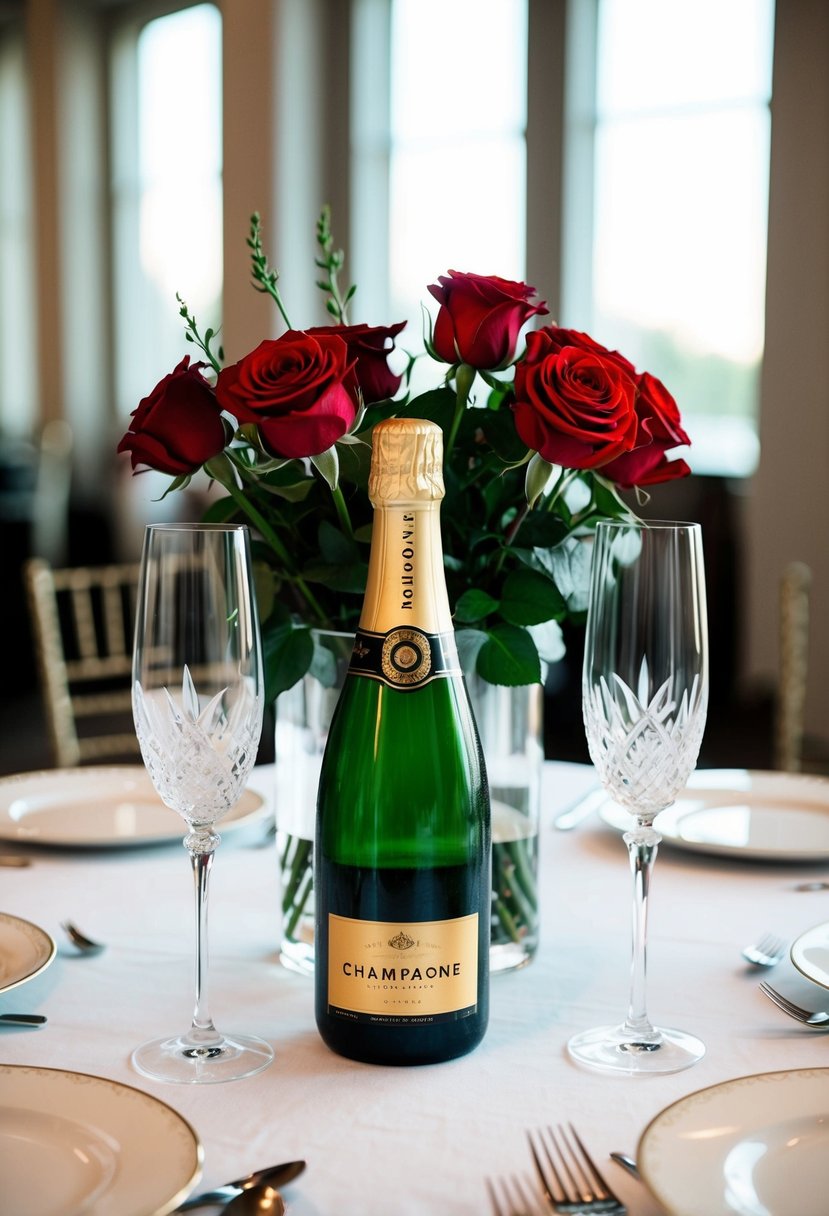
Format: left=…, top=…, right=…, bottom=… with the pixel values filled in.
left=353, top=0, right=528, bottom=383
left=0, top=19, right=35, bottom=436
left=110, top=3, right=222, bottom=418
left=572, top=0, right=775, bottom=476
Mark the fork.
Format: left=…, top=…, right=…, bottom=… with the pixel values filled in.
left=487, top=1174, right=544, bottom=1216
left=741, top=932, right=785, bottom=968
left=527, top=1124, right=626, bottom=1214
left=759, top=982, right=829, bottom=1026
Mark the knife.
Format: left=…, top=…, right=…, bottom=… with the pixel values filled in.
left=0, top=1014, right=47, bottom=1026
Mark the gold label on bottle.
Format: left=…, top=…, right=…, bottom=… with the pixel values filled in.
left=349, top=627, right=460, bottom=690
left=327, top=913, right=479, bottom=1023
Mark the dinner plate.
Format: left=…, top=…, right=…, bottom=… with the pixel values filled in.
left=638, top=1068, right=829, bottom=1216
left=0, top=912, right=55, bottom=994
left=0, top=766, right=268, bottom=848
left=791, top=920, right=829, bottom=989
left=0, top=1064, right=202, bottom=1215
left=598, top=768, right=829, bottom=860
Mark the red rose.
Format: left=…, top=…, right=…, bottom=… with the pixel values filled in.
left=530, top=326, right=637, bottom=379
left=602, top=372, right=691, bottom=487
left=117, top=356, right=226, bottom=476
left=513, top=328, right=639, bottom=468
left=216, top=330, right=357, bottom=459
left=307, top=320, right=406, bottom=404
left=427, top=270, right=548, bottom=369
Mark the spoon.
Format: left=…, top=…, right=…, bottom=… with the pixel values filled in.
left=61, top=921, right=106, bottom=955
left=225, top=1185, right=285, bottom=1215
left=179, top=1160, right=305, bottom=1210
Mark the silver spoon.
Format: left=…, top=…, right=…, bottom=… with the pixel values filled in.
left=179, top=1160, right=305, bottom=1210
left=224, top=1185, right=286, bottom=1215
left=61, top=921, right=105, bottom=955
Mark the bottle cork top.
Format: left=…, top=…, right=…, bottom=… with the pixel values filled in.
left=368, top=417, right=445, bottom=505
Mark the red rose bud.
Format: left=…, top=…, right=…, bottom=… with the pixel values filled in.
left=601, top=372, right=692, bottom=487
left=216, top=330, right=357, bottom=459
left=117, top=356, right=226, bottom=476
left=513, top=329, right=639, bottom=468
left=427, top=270, right=548, bottom=370
left=307, top=320, right=407, bottom=404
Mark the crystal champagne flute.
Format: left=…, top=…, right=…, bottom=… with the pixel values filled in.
left=131, top=523, right=271, bottom=1083
left=568, top=519, right=708, bottom=1074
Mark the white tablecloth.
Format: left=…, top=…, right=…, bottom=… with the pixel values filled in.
left=2, top=761, right=828, bottom=1215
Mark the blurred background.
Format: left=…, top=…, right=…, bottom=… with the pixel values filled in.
left=1, top=0, right=826, bottom=774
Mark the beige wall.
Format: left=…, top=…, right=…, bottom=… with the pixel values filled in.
left=745, top=0, right=829, bottom=744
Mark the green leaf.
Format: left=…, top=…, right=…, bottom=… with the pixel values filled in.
left=475, top=623, right=541, bottom=686
left=478, top=407, right=528, bottom=464
left=201, top=495, right=239, bottom=523
left=309, top=633, right=344, bottom=687
left=252, top=560, right=275, bottom=624
left=303, top=560, right=369, bottom=593
left=500, top=568, right=567, bottom=626
left=310, top=445, right=340, bottom=492
left=401, top=386, right=457, bottom=434
left=262, top=622, right=314, bottom=700
left=512, top=510, right=569, bottom=549
left=318, top=519, right=360, bottom=565
left=454, top=587, right=499, bottom=623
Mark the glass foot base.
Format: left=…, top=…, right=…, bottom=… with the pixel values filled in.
left=131, top=1031, right=274, bottom=1084
left=567, top=1022, right=705, bottom=1075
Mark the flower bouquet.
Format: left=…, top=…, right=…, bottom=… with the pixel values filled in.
left=119, top=208, right=691, bottom=966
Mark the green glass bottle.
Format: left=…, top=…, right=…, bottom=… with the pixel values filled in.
left=314, top=417, right=491, bottom=1065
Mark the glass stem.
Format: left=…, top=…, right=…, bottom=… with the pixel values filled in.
left=186, top=832, right=222, bottom=1048
left=623, top=820, right=660, bottom=1041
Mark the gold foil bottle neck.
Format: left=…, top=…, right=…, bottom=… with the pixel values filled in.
left=368, top=418, right=445, bottom=505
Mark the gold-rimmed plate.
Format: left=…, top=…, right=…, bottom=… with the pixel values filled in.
left=0, top=912, right=55, bottom=994
left=639, top=1068, right=829, bottom=1215
left=0, top=766, right=268, bottom=849
left=790, top=920, right=829, bottom=989
left=599, top=768, right=829, bottom=861
left=0, top=1064, right=202, bottom=1215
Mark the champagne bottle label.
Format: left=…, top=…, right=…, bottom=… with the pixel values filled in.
left=349, top=627, right=460, bottom=690
left=326, top=913, right=479, bottom=1023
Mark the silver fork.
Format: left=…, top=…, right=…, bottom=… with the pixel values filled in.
left=527, top=1124, right=626, bottom=1214
left=759, top=982, right=829, bottom=1026
left=741, top=932, right=785, bottom=968
left=487, top=1175, right=544, bottom=1216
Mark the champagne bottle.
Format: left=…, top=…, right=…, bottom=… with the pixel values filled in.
left=314, top=417, right=491, bottom=1065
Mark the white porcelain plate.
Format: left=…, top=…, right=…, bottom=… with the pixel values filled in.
left=0, top=766, right=268, bottom=848
left=0, top=1065, right=202, bottom=1216
left=0, top=912, right=55, bottom=994
left=639, top=1068, right=829, bottom=1216
left=599, top=769, right=829, bottom=860
left=791, top=920, right=829, bottom=989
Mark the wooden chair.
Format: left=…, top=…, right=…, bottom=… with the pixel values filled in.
left=24, top=558, right=142, bottom=767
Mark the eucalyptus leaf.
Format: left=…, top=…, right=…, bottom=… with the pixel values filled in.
left=534, top=536, right=594, bottom=613
left=475, top=623, right=541, bottom=686
left=527, top=619, right=566, bottom=664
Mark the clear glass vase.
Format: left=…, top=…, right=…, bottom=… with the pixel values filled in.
left=274, top=629, right=543, bottom=974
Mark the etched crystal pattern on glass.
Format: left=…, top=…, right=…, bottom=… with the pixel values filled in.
left=133, top=665, right=261, bottom=826
left=584, top=661, right=707, bottom=819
